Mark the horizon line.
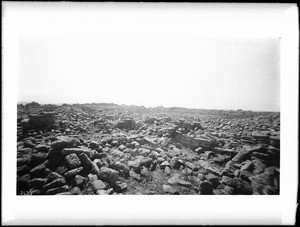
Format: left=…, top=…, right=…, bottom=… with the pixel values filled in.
left=17, top=100, right=280, bottom=113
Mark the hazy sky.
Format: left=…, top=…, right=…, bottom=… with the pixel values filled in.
left=15, top=3, right=281, bottom=112
left=18, top=37, right=280, bottom=111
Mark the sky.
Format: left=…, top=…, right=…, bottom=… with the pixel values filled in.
left=15, top=3, right=281, bottom=112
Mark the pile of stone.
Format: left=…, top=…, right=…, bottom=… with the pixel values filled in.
left=20, top=112, right=55, bottom=132
left=16, top=102, right=280, bottom=195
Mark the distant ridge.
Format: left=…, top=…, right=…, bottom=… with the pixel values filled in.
left=17, top=101, right=280, bottom=113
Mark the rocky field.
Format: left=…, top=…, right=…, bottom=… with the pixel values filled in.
left=17, top=102, right=280, bottom=195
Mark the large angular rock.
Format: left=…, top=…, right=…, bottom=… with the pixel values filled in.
left=42, top=178, right=66, bottom=192
left=64, top=167, right=83, bottom=178
left=98, top=167, right=119, bottom=184
left=29, top=162, right=47, bottom=178
left=79, top=153, right=92, bottom=170
left=199, top=181, right=213, bottom=195
left=51, top=136, right=80, bottom=152
left=232, top=146, right=262, bottom=163
left=65, top=153, right=81, bottom=169
left=27, top=112, right=55, bottom=130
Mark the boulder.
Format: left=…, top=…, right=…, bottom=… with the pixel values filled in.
left=42, top=178, right=66, bottom=192
left=29, top=162, right=47, bottom=178
left=99, top=167, right=119, bottom=184
left=199, top=181, right=213, bottom=195
left=64, top=167, right=83, bottom=178
left=92, top=180, right=106, bottom=191
left=79, top=153, right=92, bottom=170
left=51, top=136, right=80, bottom=152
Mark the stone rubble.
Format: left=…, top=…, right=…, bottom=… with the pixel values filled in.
left=17, top=102, right=280, bottom=195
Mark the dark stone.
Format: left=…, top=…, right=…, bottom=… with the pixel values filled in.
left=199, top=181, right=213, bottom=195
left=115, top=181, right=127, bottom=193
left=17, top=165, right=30, bottom=176
left=42, top=178, right=66, bottom=192
left=28, top=178, right=48, bottom=189
left=64, top=167, right=83, bottom=179
left=29, top=162, right=47, bottom=178
left=17, top=174, right=31, bottom=194
left=79, top=153, right=92, bottom=170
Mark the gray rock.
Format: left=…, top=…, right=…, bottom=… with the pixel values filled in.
left=88, top=173, right=98, bottom=182
left=163, top=185, right=179, bottom=194
left=185, top=162, right=198, bottom=171
left=107, top=188, right=115, bottom=194
left=46, top=171, right=64, bottom=181
left=65, top=153, right=81, bottom=169
left=140, top=166, right=150, bottom=177
left=91, top=161, right=101, bottom=175
left=79, top=153, right=92, bottom=170
left=113, top=161, right=130, bottom=177
left=140, top=157, right=153, bottom=168
left=71, top=186, right=82, bottom=195
left=96, top=190, right=108, bottom=195
left=160, top=161, right=170, bottom=168
left=89, top=141, right=100, bottom=150
left=205, top=174, right=220, bottom=188
left=51, top=136, right=80, bottom=152
left=128, top=159, right=142, bottom=172
left=74, top=175, right=87, bottom=188
left=64, top=167, right=83, bottom=178
left=92, top=180, right=106, bottom=191
left=99, top=167, right=119, bottom=184
left=165, top=166, right=172, bottom=175
left=167, top=174, right=180, bottom=185
left=149, top=150, right=160, bottom=159
left=62, top=147, right=97, bottom=159
left=118, top=144, right=127, bottom=151
left=130, top=170, right=142, bottom=181
left=56, top=192, right=72, bottom=195
left=115, top=181, right=127, bottom=193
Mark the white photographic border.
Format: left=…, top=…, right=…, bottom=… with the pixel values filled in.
left=2, top=2, right=298, bottom=225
